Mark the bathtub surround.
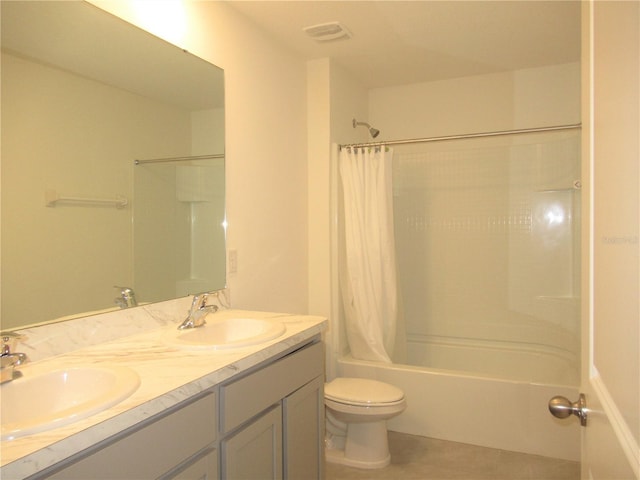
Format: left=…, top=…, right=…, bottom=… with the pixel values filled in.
left=391, top=129, right=581, bottom=382
left=134, top=156, right=226, bottom=301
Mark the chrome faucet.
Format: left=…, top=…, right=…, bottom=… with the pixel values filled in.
left=177, top=293, right=218, bottom=330
left=1, top=332, right=28, bottom=384
left=114, top=286, right=137, bottom=309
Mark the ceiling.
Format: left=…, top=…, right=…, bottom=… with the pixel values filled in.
left=226, top=1, right=581, bottom=88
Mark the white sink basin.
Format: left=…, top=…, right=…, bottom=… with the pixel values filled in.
left=168, top=318, right=286, bottom=350
left=1, top=365, right=140, bottom=440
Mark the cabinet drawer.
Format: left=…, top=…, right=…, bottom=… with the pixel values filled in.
left=44, top=393, right=217, bottom=480
left=221, top=341, right=323, bottom=433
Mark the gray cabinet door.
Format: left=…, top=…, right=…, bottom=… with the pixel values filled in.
left=284, top=376, right=324, bottom=480
left=222, top=405, right=283, bottom=480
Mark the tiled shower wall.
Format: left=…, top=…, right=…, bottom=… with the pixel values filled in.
left=392, top=130, right=581, bottom=383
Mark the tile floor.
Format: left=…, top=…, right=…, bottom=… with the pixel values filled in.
left=325, top=431, right=580, bottom=480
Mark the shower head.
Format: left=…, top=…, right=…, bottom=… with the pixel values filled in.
left=353, top=118, right=380, bottom=138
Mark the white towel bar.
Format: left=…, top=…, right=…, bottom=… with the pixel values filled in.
left=45, top=189, right=128, bottom=209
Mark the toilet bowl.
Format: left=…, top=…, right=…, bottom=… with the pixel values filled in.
left=324, top=377, right=406, bottom=469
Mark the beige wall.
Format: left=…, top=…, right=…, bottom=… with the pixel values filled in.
left=306, top=58, right=371, bottom=376
left=369, top=62, right=580, bottom=140
left=91, top=1, right=309, bottom=314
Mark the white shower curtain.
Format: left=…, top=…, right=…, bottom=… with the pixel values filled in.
left=339, top=146, right=398, bottom=363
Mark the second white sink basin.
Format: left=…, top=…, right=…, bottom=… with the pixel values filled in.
left=1, top=365, right=140, bottom=440
left=169, top=317, right=286, bottom=350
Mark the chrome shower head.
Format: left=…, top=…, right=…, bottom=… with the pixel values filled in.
left=353, top=118, right=380, bottom=138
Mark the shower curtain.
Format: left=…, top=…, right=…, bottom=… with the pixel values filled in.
left=339, top=146, right=398, bottom=363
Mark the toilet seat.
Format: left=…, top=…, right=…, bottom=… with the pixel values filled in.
left=325, top=378, right=405, bottom=407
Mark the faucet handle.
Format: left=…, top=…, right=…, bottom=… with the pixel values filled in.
left=189, top=293, right=210, bottom=312
left=114, top=286, right=138, bottom=308
left=114, top=285, right=135, bottom=294
left=0, top=333, right=28, bottom=383
left=1, top=331, right=26, bottom=356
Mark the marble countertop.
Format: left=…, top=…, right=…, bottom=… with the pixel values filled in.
left=0, top=309, right=327, bottom=479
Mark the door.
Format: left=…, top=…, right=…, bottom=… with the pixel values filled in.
left=582, top=1, right=639, bottom=478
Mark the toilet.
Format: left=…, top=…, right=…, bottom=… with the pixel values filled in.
left=324, top=377, right=406, bottom=469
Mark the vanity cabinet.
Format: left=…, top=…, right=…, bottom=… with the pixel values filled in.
left=41, top=392, right=218, bottom=480
left=220, top=340, right=324, bottom=479
left=28, top=339, right=324, bottom=480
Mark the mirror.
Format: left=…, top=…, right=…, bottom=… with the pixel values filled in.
left=1, top=1, right=226, bottom=330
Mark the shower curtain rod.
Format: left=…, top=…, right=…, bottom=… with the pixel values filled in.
left=134, top=153, right=224, bottom=165
left=339, top=123, right=581, bottom=149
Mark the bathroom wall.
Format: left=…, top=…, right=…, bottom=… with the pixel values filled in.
left=89, top=0, right=309, bottom=314
left=369, top=62, right=580, bottom=139
left=1, top=52, right=191, bottom=327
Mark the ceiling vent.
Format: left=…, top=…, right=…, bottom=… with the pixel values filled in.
left=303, top=22, right=352, bottom=42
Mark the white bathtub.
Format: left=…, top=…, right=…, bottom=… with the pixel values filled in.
left=337, top=351, right=581, bottom=461
left=405, top=334, right=579, bottom=385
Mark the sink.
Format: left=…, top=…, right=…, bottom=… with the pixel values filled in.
left=1, top=365, right=140, bottom=440
left=168, top=317, right=286, bottom=350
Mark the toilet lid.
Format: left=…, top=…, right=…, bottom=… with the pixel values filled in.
left=325, top=378, right=404, bottom=405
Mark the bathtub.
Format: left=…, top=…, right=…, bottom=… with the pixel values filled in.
left=337, top=346, right=581, bottom=462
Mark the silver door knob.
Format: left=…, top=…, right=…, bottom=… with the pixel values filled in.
left=548, top=393, right=587, bottom=426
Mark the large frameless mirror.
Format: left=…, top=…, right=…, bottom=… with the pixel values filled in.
left=1, top=1, right=226, bottom=330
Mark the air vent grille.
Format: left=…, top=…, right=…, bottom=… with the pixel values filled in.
left=303, top=22, right=352, bottom=42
